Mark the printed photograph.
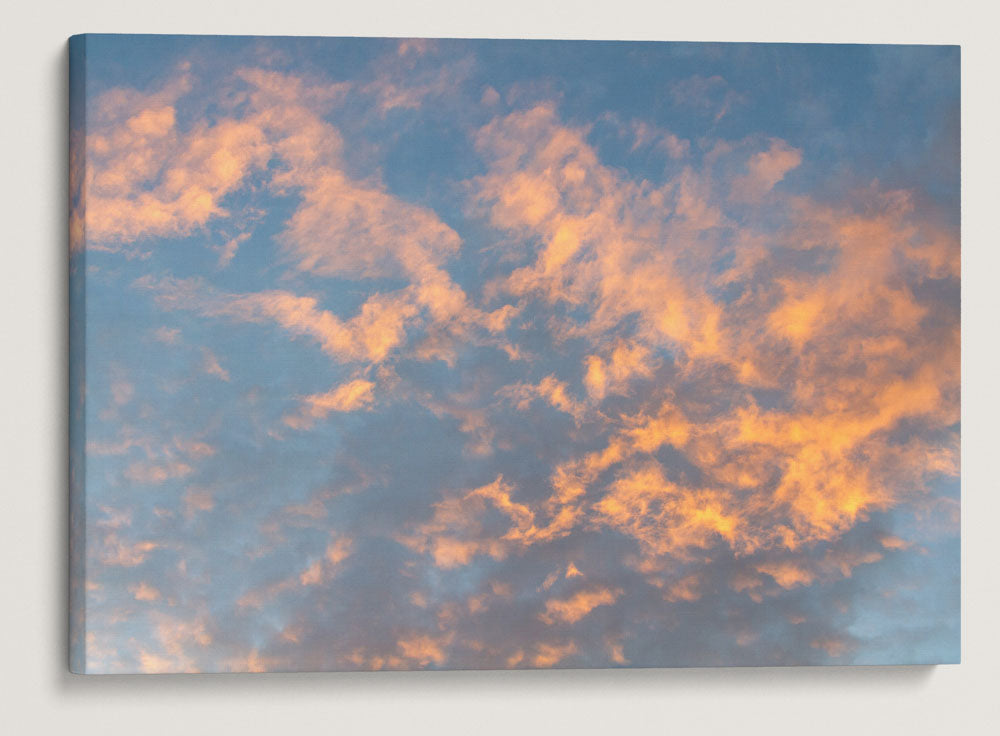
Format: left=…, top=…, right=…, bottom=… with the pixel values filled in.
left=69, top=35, right=960, bottom=673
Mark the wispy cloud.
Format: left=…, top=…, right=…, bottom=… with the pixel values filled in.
left=73, top=37, right=959, bottom=673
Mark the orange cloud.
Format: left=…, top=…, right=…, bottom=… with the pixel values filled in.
left=397, top=633, right=452, bottom=666
left=124, top=459, right=193, bottom=485
left=810, top=636, right=851, bottom=658
left=153, top=326, right=182, bottom=344
left=182, top=487, right=215, bottom=519
left=299, top=536, right=355, bottom=586
left=370, top=102, right=962, bottom=636
left=540, top=587, right=622, bottom=624
left=128, top=582, right=162, bottom=602
left=238, top=536, right=352, bottom=608
left=583, top=340, right=656, bottom=401
left=363, top=48, right=473, bottom=113
left=138, top=651, right=175, bottom=674
left=224, top=649, right=275, bottom=673
left=299, top=559, right=323, bottom=586
left=531, top=640, right=578, bottom=667
left=87, top=66, right=495, bottom=382
left=80, top=64, right=957, bottom=671
left=87, top=112, right=271, bottom=245
left=201, top=348, right=230, bottom=381
left=136, top=613, right=213, bottom=673
left=80, top=66, right=348, bottom=249
left=666, top=574, right=702, bottom=602
left=474, top=104, right=726, bottom=366
left=607, top=638, right=628, bottom=665
left=731, top=138, right=802, bottom=200
left=593, top=463, right=739, bottom=559
left=325, top=536, right=353, bottom=566
left=279, top=171, right=461, bottom=280
left=499, top=374, right=587, bottom=423
left=880, top=535, right=911, bottom=550
left=756, top=560, right=816, bottom=589
left=137, top=277, right=416, bottom=365
left=283, top=379, right=376, bottom=430
left=398, top=476, right=535, bottom=568
left=99, top=535, right=159, bottom=567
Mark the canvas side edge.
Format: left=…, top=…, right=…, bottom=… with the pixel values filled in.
left=68, top=33, right=88, bottom=675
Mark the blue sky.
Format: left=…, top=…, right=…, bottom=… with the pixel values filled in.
left=70, top=35, right=959, bottom=673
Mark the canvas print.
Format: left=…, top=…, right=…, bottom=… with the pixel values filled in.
left=69, top=35, right=960, bottom=673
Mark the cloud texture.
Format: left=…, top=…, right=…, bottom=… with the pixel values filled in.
left=69, top=36, right=959, bottom=673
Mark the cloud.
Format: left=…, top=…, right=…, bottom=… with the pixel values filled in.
left=593, top=462, right=740, bottom=559
left=111, top=377, right=134, bottom=406
left=137, top=614, right=213, bottom=673
left=531, top=640, right=577, bottom=667
left=75, top=42, right=958, bottom=672
left=601, top=113, right=691, bottom=159
left=396, top=633, right=452, bottom=667
left=85, top=100, right=271, bottom=245
left=135, top=276, right=415, bottom=364
left=810, top=636, right=851, bottom=658
left=153, top=326, right=182, bottom=344
left=756, top=560, right=815, bottom=589
left=669, top=74, right=745, bottom=121
left=278, top=170, right=462, bottom=280
left=99, top=535, right=159, bottom=567
left=362, top=46, right=474, bottom=113
left=540, top=586, right=622, bottom=624
left=77, top=65, right=348, bottom=251
left=498, top=374, right=587, bottom=423
left=124, top=459, right=193, bottom=485
left=582, top=340, right=656, bottom=401
left=398, top=476, right=533, bottom=568
left=283, top=379, right=376, bottom=430
left=473, top=104, right=727, bottom=362
left=201, top=348, right=230, bottom=381
left=666, top=574, right=702, bottom=602
left=129, top=582, right=162, bottom=601
left=182, top=487, right=215, bottom=519
left=731, top=139, right=803, bottom=200
left=216, top=232, right=250, bottom=267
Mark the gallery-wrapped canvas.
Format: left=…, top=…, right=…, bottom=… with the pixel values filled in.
left=69, top=34, right=960, bottom=674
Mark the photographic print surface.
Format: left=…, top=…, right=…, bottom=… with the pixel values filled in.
left=69, top=35, right=960, bottom=673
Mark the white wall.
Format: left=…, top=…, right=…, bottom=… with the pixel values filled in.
left=2, top=1, right=997, bottom=733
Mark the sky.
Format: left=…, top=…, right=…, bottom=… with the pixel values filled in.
left=69, top=35, right=960, bottom=673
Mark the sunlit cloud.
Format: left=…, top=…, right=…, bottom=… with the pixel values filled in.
left=539, top=586, right=622, bottom=624
left=283, top=379, right=376, bottom=430
left=71, top=36, right=959, bottom=673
